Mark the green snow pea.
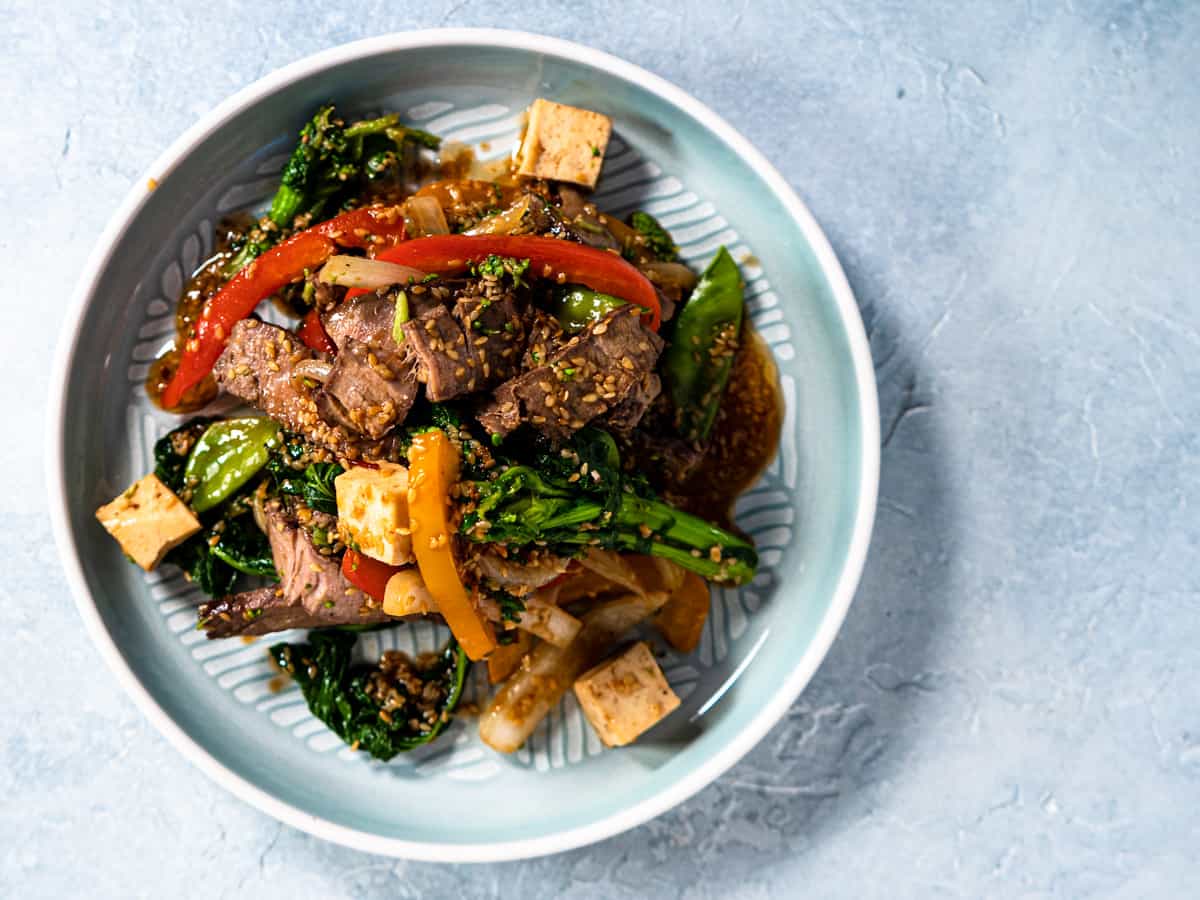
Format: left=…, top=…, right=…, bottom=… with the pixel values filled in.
left=184, top=417, right=281, bottom=513
left=663, top=246, right=745, bottom=442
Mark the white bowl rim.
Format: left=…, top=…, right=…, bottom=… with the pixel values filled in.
left=45, top=27, right=880, bottom=862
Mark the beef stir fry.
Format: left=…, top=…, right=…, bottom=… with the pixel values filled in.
left=97, top=98, right=782, bottom=758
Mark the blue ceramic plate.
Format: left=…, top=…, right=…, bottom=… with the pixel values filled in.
left=47, top=30, right=878, bottom=861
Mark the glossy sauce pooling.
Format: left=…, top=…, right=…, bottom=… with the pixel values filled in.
left=669, top=326, right=784, bottom=527
left=144, top=217, right=251, bottom=411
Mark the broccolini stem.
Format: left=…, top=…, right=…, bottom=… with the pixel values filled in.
left=616, top=494, right=754, bottom=555
left=222, top=241, right=263, bottom=278
left=268, top=183, right=307, bottom=230
left=344, top=114, right=400, bottom=139
left=628, top=539, right=755, bottom=583
left=613, top=495, right=757, bottom=584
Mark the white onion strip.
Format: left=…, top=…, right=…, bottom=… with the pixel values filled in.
left=318, top=255, right=426, bottom=291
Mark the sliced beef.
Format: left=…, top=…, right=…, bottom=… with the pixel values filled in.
left=522, top=310, right=565, bottom=369
left=476, top=380, right=522, bottom=436
left=213, top=319, right=355, bottom=455
left=603, top=372, right=662, bottom=434
left=315, top=338, right=419, bottom=439
left=477, top=305, right=663, bottom=442
left=322, top=292, right=395, bottom=348
left=321, top=290, right=444, bottom=349
left=547, top=188, right=621, bottom=252
left=401, top=276, right=533, bottom=401
left=454, top=293, right=527, bottom=384
left=314, top=293, right=421, bottom=438
left=198, top=504, right=391, bottom=639
left=401, top=305, right=478, bottom=400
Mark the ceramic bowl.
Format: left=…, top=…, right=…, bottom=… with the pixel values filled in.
left=46, top=29, right=878, bottom=861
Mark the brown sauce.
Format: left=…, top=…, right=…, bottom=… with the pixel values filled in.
left=144, top=216, right=253, bottom=411
left=668, top=325, right=784, bottom=525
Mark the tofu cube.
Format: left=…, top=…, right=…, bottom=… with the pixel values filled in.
left=95, top=474, right=202, bottom=571
left=335, top=462, right=414, bottom=565
left=516, top=98, right=612, bottom=188
left=573, top=641, right=681, bottom=747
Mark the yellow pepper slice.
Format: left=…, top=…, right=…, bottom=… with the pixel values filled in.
left=407, top=430, right=496, bottom=660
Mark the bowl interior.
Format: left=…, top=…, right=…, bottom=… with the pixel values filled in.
left=53, top=34, right=874, bottom=858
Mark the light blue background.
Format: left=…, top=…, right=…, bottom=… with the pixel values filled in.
left=5, top=2, right=1198, bottom=897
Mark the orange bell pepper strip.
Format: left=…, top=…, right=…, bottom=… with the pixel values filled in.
left=346, top=235, right=662, bottom=331
left=486, top=630, right=534, bottom=684
left=407, top=429, right=496, bottom=660
left=340, top=548, right=402, bottom=603
left=654, top=572, right=711, bottom=654
left=161, top=206, right=405, bottom=408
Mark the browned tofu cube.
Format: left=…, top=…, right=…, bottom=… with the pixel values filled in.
left=335, top=462, right=413, bottom=566
left=573, top=641, right=681, bottom=747
left=95, top=474, right=202, bottom=571
left=515, top=98, right=612, bottom=188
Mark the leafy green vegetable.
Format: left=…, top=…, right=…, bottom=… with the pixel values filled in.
left=268, top=105, right=441, bottom=232
left=551, top=285, right=627, bottom=333
left=166, top=534, right=238, bottom=597
left=493, top=589, right=526, bottom=623
left=221, top=226, right=276, bottom=278
left=628, top=210, right=679, bottom=262
left=153, top=418, right=215, bottom=494
left=474, top=254, right=530, bottom=286
left=156, top=418, right=282, bottom=596
left=270, top=631, right=469, bottom=760
left=663, top=246, right=745, bottom=441
left=184, top=417, right=281, bottom=513
left=267, top=441, right=344, bottom=515
left=460, top=429, right=757, bottom=584
left=210, top=514, right=277, bottom=579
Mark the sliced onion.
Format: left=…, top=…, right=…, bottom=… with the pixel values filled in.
left=402, top=195, right=450, bottom=237
left=479, top=591, right=670, bottom=753
left=578, top=548, right=642, bottom=594
left=251, top=491, right=269, bottom=535
left=464, top=196, right=531, bottom=236
left=641, top=261, right=698, bottom=292
left=318, top=255, right=426, bottom=290
left=602, top=214, right=640, bottom=247
left=513, top=596, right=583, bottom=648
left=291, top=358, right=334, bottom=384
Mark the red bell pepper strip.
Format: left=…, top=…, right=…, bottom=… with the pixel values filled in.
left=297, top=308, right=336, bottom=354
left=341, top=548, right=402, bottom=604
left=348, top=235, right=662, bottom=331
left=161, top=206, right=406, bottom=409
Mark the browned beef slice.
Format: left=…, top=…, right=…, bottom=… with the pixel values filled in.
left=315, top=338, right=419, bottom=439
left=401, top=305, right=480, bottom=400
left=522, top=310, right=565, bottom=368
left=476, top=380, right=522, bottom=436
left=453, top=294, right=526, bottom=386
left=544, top=188, right=621, bottom=252
left=603, top=372, right=662, bottom=434
left=198, top=505, right=390, bottom=639
left=314, top=293, right=421, bottom=438
left=213, top=319, right=355, bottom=452
left=321, top=291, right=443, bottom=348
left=322, top=292, right=394, bottom=348
left=477, top=306, right=663, bottom=441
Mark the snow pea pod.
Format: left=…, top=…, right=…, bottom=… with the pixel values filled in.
left=184, top=417, right=281, bottom=513
left=663, top=246, right=744, bottom=441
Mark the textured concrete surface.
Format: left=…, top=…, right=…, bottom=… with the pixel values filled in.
left=5, top=1, right=1199, bottom=897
